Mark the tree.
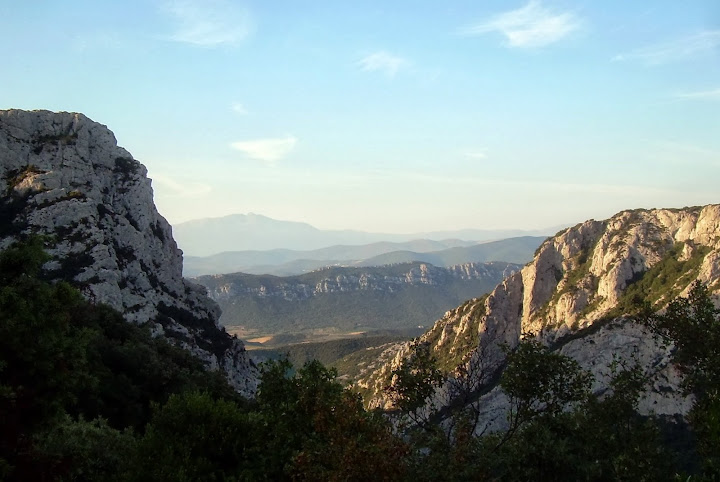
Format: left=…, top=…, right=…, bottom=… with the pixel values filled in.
left=133, top=391, right=254, bottom=481
left=0, top=237, right=97, bottom=478
left=442, top=333, right=505, bottom=438
left=34, top=415, right=136, bottom=481
left=0, top=237, right=241, bottom=479
left=500, top=334, right=592, bottom=434
left=384, top=340, right=443, bottom=430
left=485, top=341, right=672, bottom=481
left=257, top=359, right=407, bottom=480
left=645, top=281, right=720, bottom=475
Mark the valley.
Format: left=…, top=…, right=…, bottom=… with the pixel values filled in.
left=195, top=261, right=524, bottom=350
left=186, top=237, right=543, bottom=355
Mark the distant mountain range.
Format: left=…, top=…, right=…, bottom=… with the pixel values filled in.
left=183, top=236, right=546, bottom=277
left=172, top=213, right=560, bottom=257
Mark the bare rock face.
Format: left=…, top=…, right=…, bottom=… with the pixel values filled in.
left=363, top=205, right=720, bottom=427
left=0, top=109, right=258, bottom=396
left=202, top=262, right=520, bottom=302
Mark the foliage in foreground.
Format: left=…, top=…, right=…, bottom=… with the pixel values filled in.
left=645, top=280, right=720, bottom=477
left=0, top=238, right=718, bottom=480
left=0, top=237, right=236, bottom=480
left=0, top=238, right=407, bottom=480
left=389, top=336, right=676, bottom=481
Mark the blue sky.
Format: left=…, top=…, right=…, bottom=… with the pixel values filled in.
left=2, top=1, right=718, bottom=233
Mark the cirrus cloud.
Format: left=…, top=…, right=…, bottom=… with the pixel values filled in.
left=231, top=102, right=248, bottom=114
left=151, top=174, right=212, bottom=198
left=230, top=136, right=298, bottom=163
left=161, top=0, right=252, bottom=47
left=358, top=51, right=410, bottom=77
left=612, top=30, right=720, bottom=65
left=460, top=1, right=581, bottom=48
left=462, top=150, right=488, bottom=160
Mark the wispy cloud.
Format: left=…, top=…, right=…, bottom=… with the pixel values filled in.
left=460, top=1, right=581, bottom=48
left=358, top=51, right=410, bottom=77
left=613, top=30, right=720, bottom=65
left=230, top=136, right=298, bottom=163
left=152, top=175, right=212, bottom=198
left=231, top=102, right=248, bottom=114
left=674, top=88, right=720, bottom=101
left=462, top=150, right=487, bottom=160
left=161, top=0, right=252, bottom=47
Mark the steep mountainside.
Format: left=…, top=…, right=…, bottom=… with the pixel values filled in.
left=196, top=261, right=520, bottom=334
left=0, top=109, right=257, bottom=395
left=359, top=205, right=720, bottom=429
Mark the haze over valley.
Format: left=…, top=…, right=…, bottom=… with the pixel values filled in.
left=178, top=215, right=545, bottom=349
left=173, top=212, right=557, bottom=257
left=178, top=218, right=546, bottom=276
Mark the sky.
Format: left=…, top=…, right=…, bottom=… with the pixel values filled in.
left=1, top=1, right=719, bottom=233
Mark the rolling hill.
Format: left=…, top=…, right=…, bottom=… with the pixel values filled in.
left=183, top=236, right=545, bottom=276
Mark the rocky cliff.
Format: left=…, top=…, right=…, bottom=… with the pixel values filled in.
left=200, top=262, right=520, bottom=302
left=360, top=205, right=720, bottom=429
left=195, top=261, right=521, bottom=334
left=0, top=109, right=257, bottom=396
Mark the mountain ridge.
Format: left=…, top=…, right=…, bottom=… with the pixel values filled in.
left=357, top=204, right=720, bottom=430
left=196, top=261, right=521, bottom=335
left=183, top=238, right=479, bottom=277
left=184, top=236, right=545, bottom=276
left=356, top=236, right=544, bottom=269
left=173, top=212, right=559, bottom=256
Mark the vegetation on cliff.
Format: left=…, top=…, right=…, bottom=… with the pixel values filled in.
left=199, top=261, right=516, bottom=335
left=1, top=238, right=719, bottom=480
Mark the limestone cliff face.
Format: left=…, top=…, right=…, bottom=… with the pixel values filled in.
left=196, top=261, right=521, bottom=334
left=201, top=262, right=520, bottom=302
left=521, top=206, right=720, bottom=337
left=0, top=109, right=257, bottom=396
left=361, top=206, right=720, bottom=425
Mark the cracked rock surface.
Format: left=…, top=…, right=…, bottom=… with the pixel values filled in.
left=0, top=109, right=258, bottom=396
left=362, top=205, right=720, bottom=428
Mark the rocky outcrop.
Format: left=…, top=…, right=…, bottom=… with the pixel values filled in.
left=361, top=205, right=720, bottom=427
left=0, top=109, right=258, bottom=396
left=200, top=262, right=520, bottom=302
left=521, top=206, right=720, bottom=337
left=195, top=261, right=522, bottom=334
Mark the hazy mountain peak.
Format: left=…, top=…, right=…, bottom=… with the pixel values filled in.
left=173, top=213, right=557, bottom=257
